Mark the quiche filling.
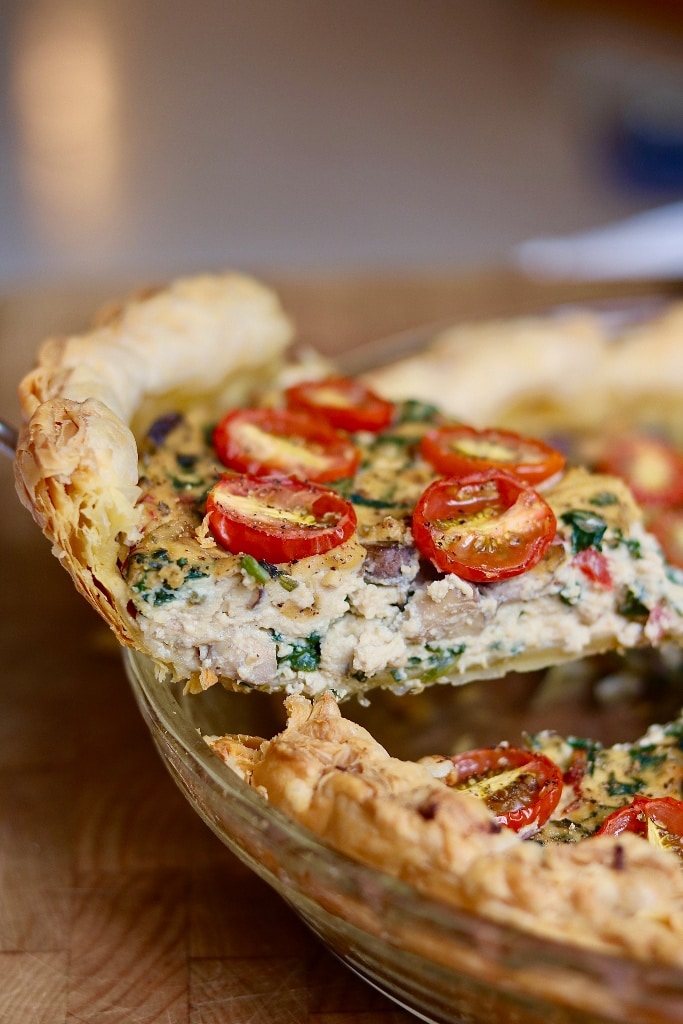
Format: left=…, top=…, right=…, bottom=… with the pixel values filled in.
left=417, top=700, right=683, bottom=849
left=528, top=713, right=683, bottom=847
left=122, top=383, right=683, bottom=699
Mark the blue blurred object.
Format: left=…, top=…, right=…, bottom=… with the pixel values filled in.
left=611, top=84, right=683, bottom=191
left=613, top=115, right=683, bottom=191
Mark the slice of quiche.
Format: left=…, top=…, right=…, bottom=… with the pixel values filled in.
left=14, top=272, right=683, bottom=699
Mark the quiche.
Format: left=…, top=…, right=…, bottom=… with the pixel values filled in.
left=14, top=271, right=683, bottom=971
left=13, top=273, right=683, bottom=699
left=207, top=691, right=683, bottom=965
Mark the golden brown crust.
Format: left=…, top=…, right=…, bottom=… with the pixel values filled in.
left=365, top=301, right=683, bottom=437
left=208, top=694, right=517, bottom=896
left=14, top=272, right=294, bottom=646
left=208, top=693, right=683, bottom=965
left=460, top=834, right=683, bottom=963
left=15, top=396, right=143, bottom=644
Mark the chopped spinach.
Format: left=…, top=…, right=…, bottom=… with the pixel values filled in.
left=273, top=632, right=321, bottom=672
left=618, top=587, right=650, bottom=619
left=395, top=398, right=440, bottom=424
left=604, top=772, right=643, bottom=798
left=142, top=585, right=177, bottom=606
left=184, top=566, right=209, bottom=582
left=392, top=644, right=465, bottom=684
left=665, top=564, right=683, bottom=587
left=558, top=581, right=582, bottom=606
left=349, top=491, right=406, bottom=509
left=609, top=528, right=642, bottom=558
left=630, top=746, right=667, bottom=772
left=127, top=547, right=207, bottom=603
left=326, top=477, right=355, bottom=498
left=327, top=477, right=407, bottom=510
left=565, top=736, right=600, bottom=776
left=366, top=432, right=415, bottom=450
left=168, top=472, right=206, bottom=490
left=560, top=509, right=608, bottom=553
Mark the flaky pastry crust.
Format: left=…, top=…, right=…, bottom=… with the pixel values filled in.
left=364, top=300, right=683, bottom=437
left=14, top=272, right=293, bottom=646
left=208, top=692, right=683, bottom=966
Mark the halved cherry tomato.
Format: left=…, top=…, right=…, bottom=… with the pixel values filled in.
left=596, top=795, right=683, bottom=857
left=213, top=408, right=359, bottom=483
left=420, top=424, right=565, bottom=486
left=444, top=746, right=563, bottom=833
left=412, top=469, right=557, bottom=582
left=648, top=506, right=683, bottom=569
left=597, top=433, right=683, bottom=507
left=206, top=474, right=357, bottom=563
left=285, top=376, right=395, bottom=433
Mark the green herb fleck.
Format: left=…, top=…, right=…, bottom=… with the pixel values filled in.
left=276, top=574, right=299, bottom=592
left=559, top=581, right=582, bottom=606
left=630, top=747, right=667, bottom=772
left=665, top=564, right=683, bottom=587
left=242, top=556, right=300, bottom=591
left=169, top=473, right=205, bottom=490
left=611, top=528, right=642, bottom=558
left=328, top=478, right=406, bottom=509
left=396, top=398, right=440, bottom=423
left=273, top=632, right=321, bottom=672
left=618, top=588, right=650, bottom=619
left=400, top=644, right=466, bottom=684
left=184, top=566, right=209, bottom=582
left=142, top=587, right=177, bottom=606
left=589, top=492, right=618, bottom=507
left=349, top=491, right=404, bottom=509
left=605, top=773, right=643, bottom=798
left=560, top=509, right=608, bottom=553
left=566, top=736, right=601, bottom=776
left=241, top=554, right=271, bottom=585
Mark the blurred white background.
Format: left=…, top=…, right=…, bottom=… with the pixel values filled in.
left=1, top=0, right=683, bottom=287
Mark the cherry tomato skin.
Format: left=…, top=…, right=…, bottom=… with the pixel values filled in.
left=420, top=424, right=566, bottom=486
left=206, top=474, right=357, bottom=563
left=445, top=746, right=563, bottom=833
left=213, top=408, right=359, bottom=483
left=598, top=434, right=683, bottom=507
left=412, top=469, right=557, bottom=582
left=597, top=796, right=683, bottom=842
left=648, top=507, right=683, bottom=569
left=285, top=376, right=395, bottom=433
left=573, top=547, right=613, bottom=588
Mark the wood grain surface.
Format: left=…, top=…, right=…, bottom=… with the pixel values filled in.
left=1, top=271, right=678, bottom=1023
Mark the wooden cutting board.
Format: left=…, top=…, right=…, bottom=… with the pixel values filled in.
left=1, top=271, right=677, bottom=1023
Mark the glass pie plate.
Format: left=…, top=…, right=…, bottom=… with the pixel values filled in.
left=124, top=644, right=683, bottom=1024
